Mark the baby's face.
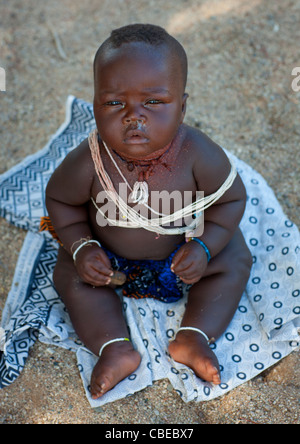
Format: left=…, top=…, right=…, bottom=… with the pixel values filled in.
left=93, top=42, right=188, bottom=158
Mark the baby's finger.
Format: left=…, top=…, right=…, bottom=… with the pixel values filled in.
left=171, top=248, right=189, bottom=272
left=173, top=262, right=193, bottom=276
left=177, top=265, right=197, bottom=280
left=96, top=249, right=112, bottom=269
left=91, top=255, right=113, bottom=277
left=180, top=276, right=200, bottom=285
left=91, top=264, right=113, bottom=280
left=93, top=265, right=113, bottom=278
left=83, top=266, right=110, bottom=285
left=176, top=265, right=202, bottom=284
left=172, top=255, right=194, bottom=275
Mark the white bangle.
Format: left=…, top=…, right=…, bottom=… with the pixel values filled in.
left=99, top=337, right=130, bottom=357
left=176, top=326, right=214, bottom=345
left=72, top=239, right=101, bottom=262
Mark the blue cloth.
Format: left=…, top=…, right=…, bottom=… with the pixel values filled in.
left=103, top=244, right=188, bottom=303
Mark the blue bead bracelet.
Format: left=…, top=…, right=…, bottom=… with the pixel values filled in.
left=191, top=238, right=212, bottom=263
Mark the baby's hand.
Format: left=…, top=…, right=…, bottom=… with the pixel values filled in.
left=74, top=244, right=113, bottom=287
left=171, top=241, right=208, bottom=285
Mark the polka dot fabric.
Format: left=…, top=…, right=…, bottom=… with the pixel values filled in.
left=234, top=150, right=300, bottom=343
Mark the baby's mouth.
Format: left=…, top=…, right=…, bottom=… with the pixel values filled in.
left=123, top=127, right=149, bottom=144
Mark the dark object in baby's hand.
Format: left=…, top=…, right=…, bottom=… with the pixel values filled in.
left=110, top=271, right=127, bottom=285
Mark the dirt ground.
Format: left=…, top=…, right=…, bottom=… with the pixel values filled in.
left=0, top=0, right=299, bottom=424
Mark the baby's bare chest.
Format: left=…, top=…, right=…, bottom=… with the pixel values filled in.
left=91, top=157, right=197, bottom=216
left=87, top=152, right=198, bottom=259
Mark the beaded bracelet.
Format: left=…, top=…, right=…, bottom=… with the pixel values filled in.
left=191, top=237, right=211, bottom=263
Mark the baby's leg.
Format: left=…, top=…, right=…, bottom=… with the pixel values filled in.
left=53, top=247, right=141, bottom=399
left=169, top=228, right=252, bottom=384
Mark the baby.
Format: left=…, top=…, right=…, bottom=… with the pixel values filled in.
left=45, top=24, right=252, bottom=399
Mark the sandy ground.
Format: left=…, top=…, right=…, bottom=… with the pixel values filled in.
left=0, top=0, right=299, bottom=424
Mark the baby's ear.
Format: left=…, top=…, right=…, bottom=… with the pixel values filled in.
left=180, top=93, right=189, bottom=122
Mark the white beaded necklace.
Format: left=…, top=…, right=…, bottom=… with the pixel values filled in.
left=89, top=129, right=237, bottom=237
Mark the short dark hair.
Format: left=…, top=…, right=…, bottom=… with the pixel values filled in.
left=94, top=24, right=188, bottom=88
left=109, top=23, right=173, bottom=47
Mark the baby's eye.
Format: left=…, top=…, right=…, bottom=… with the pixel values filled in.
left=145, top=99, right=164, bottom=106
left=105, top=101, right=124, bottom=107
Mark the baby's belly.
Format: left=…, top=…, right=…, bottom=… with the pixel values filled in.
left=90, top=223, right=185, bottom=260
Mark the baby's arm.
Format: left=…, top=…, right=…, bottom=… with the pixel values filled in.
left=172, top=133, right=246, bottom=283
left=45, top=139, right=112, bottom=285
left=195, top=154, right=246, bottom=257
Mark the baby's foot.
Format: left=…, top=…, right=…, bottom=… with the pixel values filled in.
left=168, top=330, right=221, bottom=385
left=90, top=341, right=141, bottom=399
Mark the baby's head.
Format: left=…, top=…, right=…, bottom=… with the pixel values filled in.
left=94, top=24, right=188, bottom=92
left=93, top=24, right=189, bottom=156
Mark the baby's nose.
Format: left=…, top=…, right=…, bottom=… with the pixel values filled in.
left=122, top=104, right=146, bottom=124
left=124, top=117, right=145, bottom=128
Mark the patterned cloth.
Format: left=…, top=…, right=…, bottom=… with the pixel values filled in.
left=103, top=244, right=188, bottom=302
left=0, top=96, right=299, bottom=407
